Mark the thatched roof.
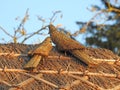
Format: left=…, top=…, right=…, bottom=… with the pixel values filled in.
left=0, top=43, right=120, bottom=90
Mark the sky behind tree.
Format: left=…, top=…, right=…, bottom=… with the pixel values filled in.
left=0, top=0, right=102, bottom=44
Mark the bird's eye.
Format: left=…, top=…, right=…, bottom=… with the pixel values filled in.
left=50, top=40, right=52, bottom=43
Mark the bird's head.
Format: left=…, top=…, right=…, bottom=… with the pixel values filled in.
left=48, top=24, right=57, bottom=34
left=43, top=37, right=52, bottom=44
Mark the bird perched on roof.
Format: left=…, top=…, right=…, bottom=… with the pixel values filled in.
left=28, top=37, right=52, bottom=57
left=48, top=24, right=96, bottom=66
left=49, top=24, right=120, bottom=66
left=24, top=37, right=52, bottom=70
left=49, top=24, right=85, bottom=51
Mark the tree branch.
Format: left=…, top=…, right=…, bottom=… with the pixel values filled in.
left=50, top=10, right=61, bottom=23
left=0, top=26, right=13, bottom=38
left=21, top=25, right=48, bottom=43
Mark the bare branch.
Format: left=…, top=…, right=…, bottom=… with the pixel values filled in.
left=0, top=10, right=62, bottom=43
left=13, top=8, right=29, bottom=43
left=104, top=1, right=120, bottom=13
left=37, top=16, right=46, bottom=23
left=0, top=25, right=13, bottom=38
left=21, top=25, right=48, bottom=43
left=15, top=8, right=29, bottom=32
left=73, top=10, right=104, bottom=36
left=50, top=10, right=62, bottom=23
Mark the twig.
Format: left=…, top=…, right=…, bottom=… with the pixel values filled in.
left=19, top=72, right=59, bottom=88
left=85, top=11, right=103, bottom=28
left=105, top=1, right=120, bottom=13
left=15, top=9, right=29, bottom=33
left=50, top=10, right=61, bottom=23
left=0, top=26, right=13, bottom=38
left=60, top=80, right=81, bottom=90
left=9, top=73, right=43, bottom=90
left=106, top=84, right=120, bottom=90
left=73, top=10, right=104, bottom=36
left=68, top=74, right=103, bottom=90
left=21, top=25, right=48, bottom=43
left=0, top=80, right=12, bottom=87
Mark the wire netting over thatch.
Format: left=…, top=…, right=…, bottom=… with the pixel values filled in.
left=0, top=43, right=120, bottom=90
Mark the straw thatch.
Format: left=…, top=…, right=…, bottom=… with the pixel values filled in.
left=0, top=43, right=120, bottom=90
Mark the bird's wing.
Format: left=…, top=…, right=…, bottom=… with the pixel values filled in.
left=49, top=24, right=85, bottom=51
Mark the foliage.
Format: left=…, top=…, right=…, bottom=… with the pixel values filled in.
left=76, top=0, right=120, bottom=55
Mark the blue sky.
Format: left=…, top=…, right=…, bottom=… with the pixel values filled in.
left=0, top=0, right=102, bottom=44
